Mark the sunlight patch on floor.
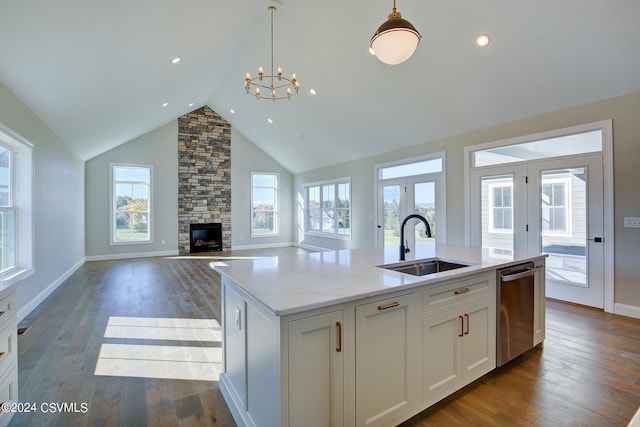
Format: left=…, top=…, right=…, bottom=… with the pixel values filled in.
left=95, top=316, right=221, bottom=381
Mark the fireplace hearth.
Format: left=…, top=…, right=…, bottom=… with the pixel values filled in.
left=189, top=223, right=222, bottom=253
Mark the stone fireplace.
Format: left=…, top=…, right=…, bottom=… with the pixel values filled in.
left=177, top=106, right=231, bottom=254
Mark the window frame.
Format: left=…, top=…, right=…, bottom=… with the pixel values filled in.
left=303, top=177, right=351, bottom=240
left=0, top=123, right=34, bottom=285
left=251, top=172, right=279, bottom=238
left=110, top=163, right=153, bottom=245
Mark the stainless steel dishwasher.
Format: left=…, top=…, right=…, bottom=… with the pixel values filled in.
left=496, top=262, right=536, bottom=367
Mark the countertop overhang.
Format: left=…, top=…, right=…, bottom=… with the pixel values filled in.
left=213, top=244, right=546, bottom=316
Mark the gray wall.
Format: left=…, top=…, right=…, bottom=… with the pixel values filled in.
left=294, top=91, right=640, bottom=307
left=231, top=128, right=294, bottom=248
left=85, top=121, right=179, bottom=258
left=0, top=82, right=85, bottom=319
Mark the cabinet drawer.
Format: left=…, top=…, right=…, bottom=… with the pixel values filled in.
left=0, top=363, right=17, bottom=427
left=0, top=291, right=15, bottom=330
left=423, top=273, right=494, bottom=312
left=0, top=321, right=16, bottom=379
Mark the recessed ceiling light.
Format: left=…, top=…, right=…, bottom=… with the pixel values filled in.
left=171, top=57, right=181, bottom=64
left=162, top=102, right=169, bottom=107
left=309, top=89, right=317, bottom=95
left=230, top=109, right=236, bottom=114
left=476, top=34, right=491, bottom=47
left=188, top=102, right=194, bottom=107
left=267, top=118, right=273, bottom=124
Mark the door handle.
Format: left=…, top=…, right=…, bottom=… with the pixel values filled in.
left=587, top=237, right=604, bottom=243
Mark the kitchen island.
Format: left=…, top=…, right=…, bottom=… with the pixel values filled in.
left=214, top=245, right=546, bottom=427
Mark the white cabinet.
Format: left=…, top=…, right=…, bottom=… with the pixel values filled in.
left=355, top=293, right=420, bottom=427
left=0, top=285, right=17, bottom=427
left=422, top=273, right=495, bottom=405
left=533, top=260, right=546, bottom=346
left=288, top=310, right=344, bottom=427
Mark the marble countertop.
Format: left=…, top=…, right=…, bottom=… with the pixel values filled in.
left=213, top=244, right=546, bottom=316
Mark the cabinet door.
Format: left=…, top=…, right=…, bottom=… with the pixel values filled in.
left=461, top=298, right=495, bottom=381
left=422, top=309, right=462, bottom=404
left=288, top=310, right=344, bottom=427
left=355, top=293, right=420, bottom=427
left=223, top=285, right=246, bottom=408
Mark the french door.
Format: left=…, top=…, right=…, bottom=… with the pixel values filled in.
left=378, top=175, right=442, bottom=260
left=470, top=154, right=605, bottom=308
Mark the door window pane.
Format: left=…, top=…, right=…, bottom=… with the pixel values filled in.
left=541, top=168, right=586, bottom=286
left=383, top=185, right=401, bottom=248
left=481, top=176, right=514, bottom=253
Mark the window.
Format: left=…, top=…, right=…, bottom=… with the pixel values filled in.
left=112, top=164, right=152, bottom=244
left=489, top=183, right=513, bottom=232
left=541, top=177, right=570, bottom=235
left=304, top=178, right=351, bottom=239
left=251, top=173, right=278, bottom=237
left=0, top=123, right=33, bottom=283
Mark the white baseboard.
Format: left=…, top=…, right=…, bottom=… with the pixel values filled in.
left=296, top=243, right=331, bottom=252
left=17, top=257, right=86, bottom=323
left=85, top=249, right=179, bottom=262
left=613, top=303, right=640, bottom=320
left=230, top=242, right=296, bottom=251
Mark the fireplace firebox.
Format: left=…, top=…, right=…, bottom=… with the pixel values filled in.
left=189, top=223, right=222, bottom=253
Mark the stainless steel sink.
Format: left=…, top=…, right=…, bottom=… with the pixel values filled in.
left=379, top=258, right=471, bottom=276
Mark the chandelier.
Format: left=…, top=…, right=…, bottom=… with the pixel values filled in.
left=370, top=0, right=421, bottom=65
left=245, top=6, right=299, bottom=101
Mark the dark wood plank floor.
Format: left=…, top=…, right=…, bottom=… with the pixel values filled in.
left=10, top=248, right=640, bottom=426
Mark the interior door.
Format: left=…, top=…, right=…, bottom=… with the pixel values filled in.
left=527, top=155, right=604, bottom=308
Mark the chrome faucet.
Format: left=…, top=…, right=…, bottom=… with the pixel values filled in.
left=399, top=214, right=432, bottom=261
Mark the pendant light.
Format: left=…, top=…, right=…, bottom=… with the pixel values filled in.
left=370, top=0, right=421, bottom=65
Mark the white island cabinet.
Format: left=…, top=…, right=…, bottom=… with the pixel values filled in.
left=215, top=246, right=546, bottom=427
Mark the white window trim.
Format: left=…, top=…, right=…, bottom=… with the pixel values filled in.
left=487, top=182, right=513, bottom=234
left=110, top=163, right=153, bottom=245
left=251, top=172, right=279, bottom=238
left=0, top=123, right=34, bottom=285
left=541, top=176, right=572, bottom=237
left=303, top=177, right=351, bottom=241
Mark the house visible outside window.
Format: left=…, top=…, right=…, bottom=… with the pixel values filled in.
left=541, top=177, right=570, bottom=235
left=251, top=173, right=278, bottom=237
left=112, top=164, right=152, bottom=244
left=489, top=183, right=512, bottom=232
left=0, top=123, right=34, bottom=284
left=304, top=178, right=351, bottom=239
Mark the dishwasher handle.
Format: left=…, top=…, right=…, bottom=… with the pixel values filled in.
left=500, top=267, right=536, bottom=282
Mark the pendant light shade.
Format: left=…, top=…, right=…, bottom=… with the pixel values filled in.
left=370, top=0, right=421, bottom=65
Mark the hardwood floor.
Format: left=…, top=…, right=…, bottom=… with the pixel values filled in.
left=10, top=248, right=640, bottom=426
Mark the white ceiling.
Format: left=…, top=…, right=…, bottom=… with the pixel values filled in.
left=0, top=0, right=639, bottom=173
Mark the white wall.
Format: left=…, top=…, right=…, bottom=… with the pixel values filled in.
left=0, top=82, right=85, bottom=320
left=231, top=128, right=294, bottom=248
left=85, top=121, right=179, bottom=259
left=294, top=92, right=640, bottom=308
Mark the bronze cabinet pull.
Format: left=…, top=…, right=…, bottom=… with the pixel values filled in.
left=454, top=288, right=470, bottom=295
left=377, top=302, right=400, bottom=311
left=336, top=321, right=342, bottom=352
left=464, top=313, right=470, bottom=335
left=458, top=315, right=464, bottom=337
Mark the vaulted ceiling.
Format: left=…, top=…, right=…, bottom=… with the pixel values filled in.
left=0, top=0, right=638, bottom=173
